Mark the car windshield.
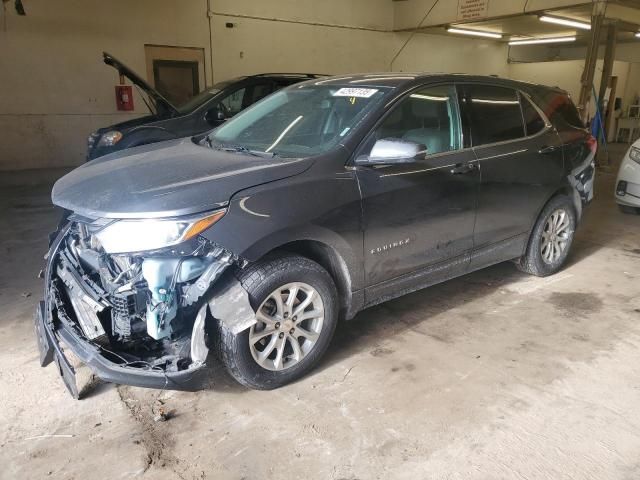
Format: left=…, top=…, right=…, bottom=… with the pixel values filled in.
left=208, top=85, right=389, bottom=158
left=174, top=84, right=229, bottom=114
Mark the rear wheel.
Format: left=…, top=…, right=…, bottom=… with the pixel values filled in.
left=217, top=254, right=338, bottom=389
left=517, top=195, right=576, bottom=277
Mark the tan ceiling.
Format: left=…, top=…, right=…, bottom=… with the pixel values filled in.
left=418, top=1, right=640, bottom=46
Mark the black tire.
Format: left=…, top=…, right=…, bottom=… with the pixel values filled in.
left=618, top=204, right=639, bottom=215
left=517, top=195, right=576, bottom=277
left=217, top=254, right=338, bottom=390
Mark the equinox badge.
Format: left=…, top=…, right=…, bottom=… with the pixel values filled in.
left=371, top=238, right=411, bottom=255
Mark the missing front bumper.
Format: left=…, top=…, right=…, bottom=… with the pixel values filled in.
left=35, top=298, right=208, bottom=398
left=35, top=224, right=255, bottom=398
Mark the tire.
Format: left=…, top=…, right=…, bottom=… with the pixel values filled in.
left=618, top=204, right=639, bottom=215
left=517, top=195, right=576, bottom=277
left=217, top=254, right=338, bottom=389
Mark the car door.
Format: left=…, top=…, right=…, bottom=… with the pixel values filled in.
left=459, top=83, right=565, bottom=269
left=354, top=84, right=479, bottom=301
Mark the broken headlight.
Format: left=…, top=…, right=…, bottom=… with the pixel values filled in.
left=95, top=210, right=226, bottom=254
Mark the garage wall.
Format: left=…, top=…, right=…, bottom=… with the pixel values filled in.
left=1, top=0, right=566, bottom=172
left=0, top=1, right=212, bottom=171
left=0, top=0, right=395, bottom=171
left=392, top=33, right=509, bottom=76
left=211, top=0, right=393, bottom=31
left=508, top=59, right=631, bottom=108
left=393, top=0, right=590, bottom=31
left=208, top=17, right=392, bottom=81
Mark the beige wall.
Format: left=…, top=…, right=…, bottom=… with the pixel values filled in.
left=3, top=0, right=628, bottom=171
left=0, top=0, right=397, bottom=171
left=508, top=59, right=632, bottom=108
left=212, top=0, right=393, bottom=31
left=0, top=0, right=212, bottom=170
left=393, top=0, right=590, bottom=31
left=0, top=0, right=515, bottom=171
left=208, top=15, right=394, bottom=81
left=392, top=33, right=509, bottom=76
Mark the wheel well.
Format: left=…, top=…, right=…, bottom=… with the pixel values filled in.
left=267, top=240, right=352, bottom=319
left=523, top=186, right=581, bottom=257
left=550, top=185, right=582, bottom=222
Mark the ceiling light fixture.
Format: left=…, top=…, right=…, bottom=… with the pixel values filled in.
left=539, top=15, right=591, bottom=30
left=509, top=36, right=577, bottom=46
left=447, top=27, right=502, bottom=39
left=636, top=32, right=640, bottom=38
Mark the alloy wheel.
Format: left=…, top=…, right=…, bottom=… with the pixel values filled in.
left=540, top=208, right=572, bottom=264
left=249, top=282, right=324, bottom=371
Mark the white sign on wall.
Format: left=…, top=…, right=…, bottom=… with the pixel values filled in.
left=457, top=0, right=490, bottom=21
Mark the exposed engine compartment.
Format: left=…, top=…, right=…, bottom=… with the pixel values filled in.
left=50, top=220, right=240, bottom=374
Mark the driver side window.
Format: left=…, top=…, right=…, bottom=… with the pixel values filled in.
left=372, top=84, right=460, bottom=156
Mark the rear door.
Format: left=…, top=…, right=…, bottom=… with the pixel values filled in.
left=355, top=84, right=479, bottom=298
left=459, top=83, right=564, bottom=268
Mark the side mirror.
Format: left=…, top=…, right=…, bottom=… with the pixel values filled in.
left=362, top=138, right=427, bottom=164
left=205, top=104, right=227, bottom=126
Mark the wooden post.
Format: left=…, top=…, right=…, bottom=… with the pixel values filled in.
left=598, top=22, right=618, bottom=113
left=577, top=1, right=607, bottom=122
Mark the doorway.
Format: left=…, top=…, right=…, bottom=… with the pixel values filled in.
left=152, top=59, right=199, bottom=106
left=144, top=45, right=206, bottom=107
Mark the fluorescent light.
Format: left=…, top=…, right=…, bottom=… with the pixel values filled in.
left=539, top=15, right=591, bottom=30
left=447, top=27, right=502, bottom=39
left=509, top=36, right=576, bottom=46
left=636, top=32, right=640, bottom=38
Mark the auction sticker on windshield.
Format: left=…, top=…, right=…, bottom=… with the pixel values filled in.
left=333, top=88, right=378, bottom=98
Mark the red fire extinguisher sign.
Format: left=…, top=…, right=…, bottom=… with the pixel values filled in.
left=115, top=85, right=134, bottom=111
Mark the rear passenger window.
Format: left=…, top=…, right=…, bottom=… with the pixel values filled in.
left=463, top=85, right=525, bottom=146
left=371, top=84, right=461, bottom=156
left=521, top=95, right=546, bottom=136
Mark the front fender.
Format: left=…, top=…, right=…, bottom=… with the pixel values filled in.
left=200, top=160, right=364, bottom=291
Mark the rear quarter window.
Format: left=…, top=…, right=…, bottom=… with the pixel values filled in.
left=521, top=95, right=546, bottom=136
left=535, top=90, right=584, bottom=130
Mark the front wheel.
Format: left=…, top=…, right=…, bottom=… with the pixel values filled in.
left=517, top=195, right=576, bottom=277
left=217, top=254, right=338, bottom=389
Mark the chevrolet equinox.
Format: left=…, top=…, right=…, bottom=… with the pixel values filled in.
left=35, top=74, right=596, bottom=397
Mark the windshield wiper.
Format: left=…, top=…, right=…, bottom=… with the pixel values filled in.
left=208, top=140, right=277, bottom=158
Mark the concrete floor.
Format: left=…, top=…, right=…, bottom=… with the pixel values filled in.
left=1, top=144, right=640, bottom=480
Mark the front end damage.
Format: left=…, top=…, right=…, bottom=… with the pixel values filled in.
left=35, top=218, right=255, bottom=398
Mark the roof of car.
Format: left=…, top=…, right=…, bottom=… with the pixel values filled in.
left=300, top=73, right=566, bottom=94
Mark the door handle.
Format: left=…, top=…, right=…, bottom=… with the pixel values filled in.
left=538, top=145, right=559, bottom=154
left=450, top=162, right=475, bottom=175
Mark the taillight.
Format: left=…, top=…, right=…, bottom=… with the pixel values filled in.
left=586, top=134, right=598, bottom=154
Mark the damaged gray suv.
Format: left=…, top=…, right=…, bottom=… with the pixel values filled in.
left=35, top=74, right=596, bottom=397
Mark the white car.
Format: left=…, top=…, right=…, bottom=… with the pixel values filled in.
left=615, top=138, right=640, bottom=213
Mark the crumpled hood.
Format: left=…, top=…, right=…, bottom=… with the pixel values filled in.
left=53, top=138, right=312, bottom=219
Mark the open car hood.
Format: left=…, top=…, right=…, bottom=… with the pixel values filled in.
left=52, top=138, right=313, bottom=219
left=103, top=51, right=177, bottom=116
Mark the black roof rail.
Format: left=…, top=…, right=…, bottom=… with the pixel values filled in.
left=248, top=73, right=330, bottom=78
